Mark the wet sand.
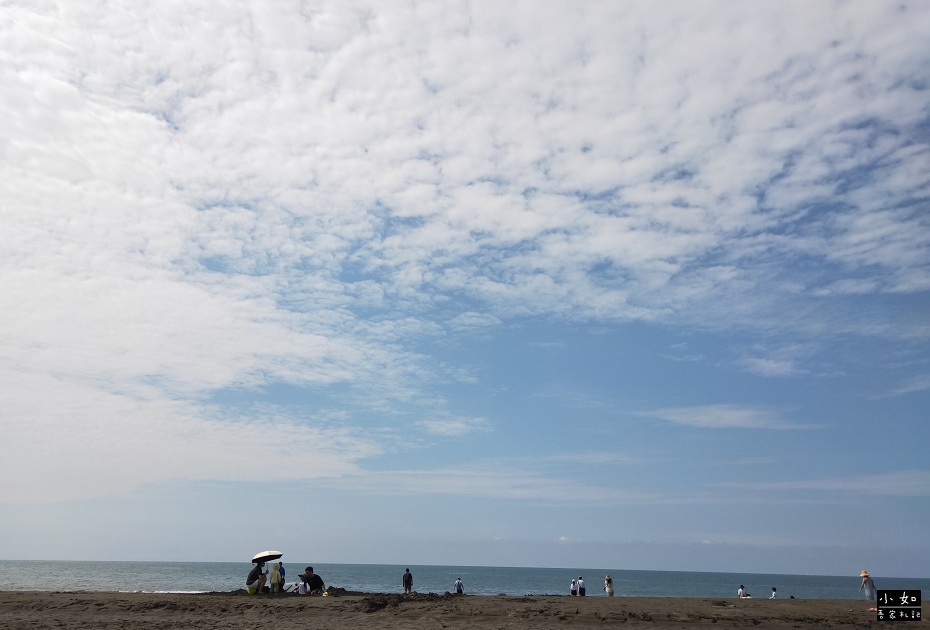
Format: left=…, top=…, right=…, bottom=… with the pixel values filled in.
left=0, top=590, right=881, bottom=629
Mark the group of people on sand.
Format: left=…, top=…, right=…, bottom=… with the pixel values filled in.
left=400, top=569, right=465, bottom=595
left=246, top=563, right=325, bottom=595
left=569, top=575, right=615, bottom=596
left=737, top=585, right=779, bottom=599
left=735, top=570, right=877, bottom=606
left=250, top=564, right=881, bottom=603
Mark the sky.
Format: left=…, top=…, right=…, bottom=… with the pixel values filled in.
left=1, top=0, right=928, bottom=578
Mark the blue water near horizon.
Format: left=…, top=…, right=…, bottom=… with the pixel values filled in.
left=0, top=560, right=926, bottom=599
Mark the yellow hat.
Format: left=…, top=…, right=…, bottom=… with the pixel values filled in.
left=860, top=571, right=869, bottom=577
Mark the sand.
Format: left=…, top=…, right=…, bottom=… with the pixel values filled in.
left=0, top=590, right=882, bottom=629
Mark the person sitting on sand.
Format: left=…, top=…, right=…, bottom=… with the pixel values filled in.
left=299, top=567, right=326, bottom=594
left=770, top=587, right=777, bottom=599
left=454, top=578, right=464, bottom=594
left=246, top=562, right=267, bottom=594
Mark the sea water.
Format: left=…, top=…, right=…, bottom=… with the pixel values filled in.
left=0, top=560, right=926, bottom=599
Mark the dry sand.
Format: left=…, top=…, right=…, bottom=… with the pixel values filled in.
left=0, top=590, right=883, bottom=629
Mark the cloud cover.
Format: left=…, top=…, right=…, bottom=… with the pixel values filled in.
left=1, top=0, right=928, bottom=573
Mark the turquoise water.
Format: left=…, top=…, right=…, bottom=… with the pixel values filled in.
left=0, top=560, right=926, bottom=598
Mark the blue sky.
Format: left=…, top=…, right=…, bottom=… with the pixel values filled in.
left=1, top=0, right=928, bottom=578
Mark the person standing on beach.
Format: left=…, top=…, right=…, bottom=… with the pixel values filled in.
left=454, top=577, right=464, bottom=594
left=577, top=576, right=586, bottom=596
left=859, top=571, right=877, bottom=610
left=570, top=578, right=577, bottom=596
left=269, top=563, right=284, bottom=593
left=403, top=568, right=413, bottom=594
left=604, top=575, right=614, bottom=597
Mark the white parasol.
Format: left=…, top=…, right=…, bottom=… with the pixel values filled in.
left=251, top=550, right=283, bottom=564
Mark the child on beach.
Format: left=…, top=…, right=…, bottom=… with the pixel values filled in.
left=269, top=563, right=284, bottom=593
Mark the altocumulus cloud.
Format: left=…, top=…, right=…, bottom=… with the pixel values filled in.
left=0, top=0, right=928, bottom=503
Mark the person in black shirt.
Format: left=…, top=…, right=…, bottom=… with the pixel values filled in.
left=300, top=567, right=325, bottom=594
left=403, top=568, right=413, bottom=594
left=246, top=562, right=267, bottom=594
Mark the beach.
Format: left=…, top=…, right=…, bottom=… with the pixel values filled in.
left=0, top=591, right=881, bottom=629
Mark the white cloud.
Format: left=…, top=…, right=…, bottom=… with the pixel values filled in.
left=9, top=0, right=924, bottom=338
left=416, top=417, right=491, bottom=437
left=891, top=374, right=930, bottom=396
left=540, top=452, right=640, bottom=465
left=0, top=371, right=381, bottom=504
left=724, top=471, right=930, bottom=497
left=1, top=0, right=927, bottom=505
left=811, top=278, right=883, bottom=297
left=637, top=405, right=814, bottom=430
left=317, top=466, right=656, bottom=505
left=446, top=312, right=502, bottom=331
left=738, top=342, right=817, bottom=377
left=740, top=358, right=801, bottom=377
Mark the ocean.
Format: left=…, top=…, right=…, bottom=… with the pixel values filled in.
left=0, top=561, right=925, bottom=599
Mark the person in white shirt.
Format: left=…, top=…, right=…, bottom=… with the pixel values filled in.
left=770, top=587, right=777, bottom=599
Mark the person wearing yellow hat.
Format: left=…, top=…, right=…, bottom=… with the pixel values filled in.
left=858, top=571, right=876, bottom=609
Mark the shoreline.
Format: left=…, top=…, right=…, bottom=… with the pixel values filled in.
left=0, top=590, right=881, bottom=629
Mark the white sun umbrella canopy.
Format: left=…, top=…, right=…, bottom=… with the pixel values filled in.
left=252, top=550, right=283, bottom=564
